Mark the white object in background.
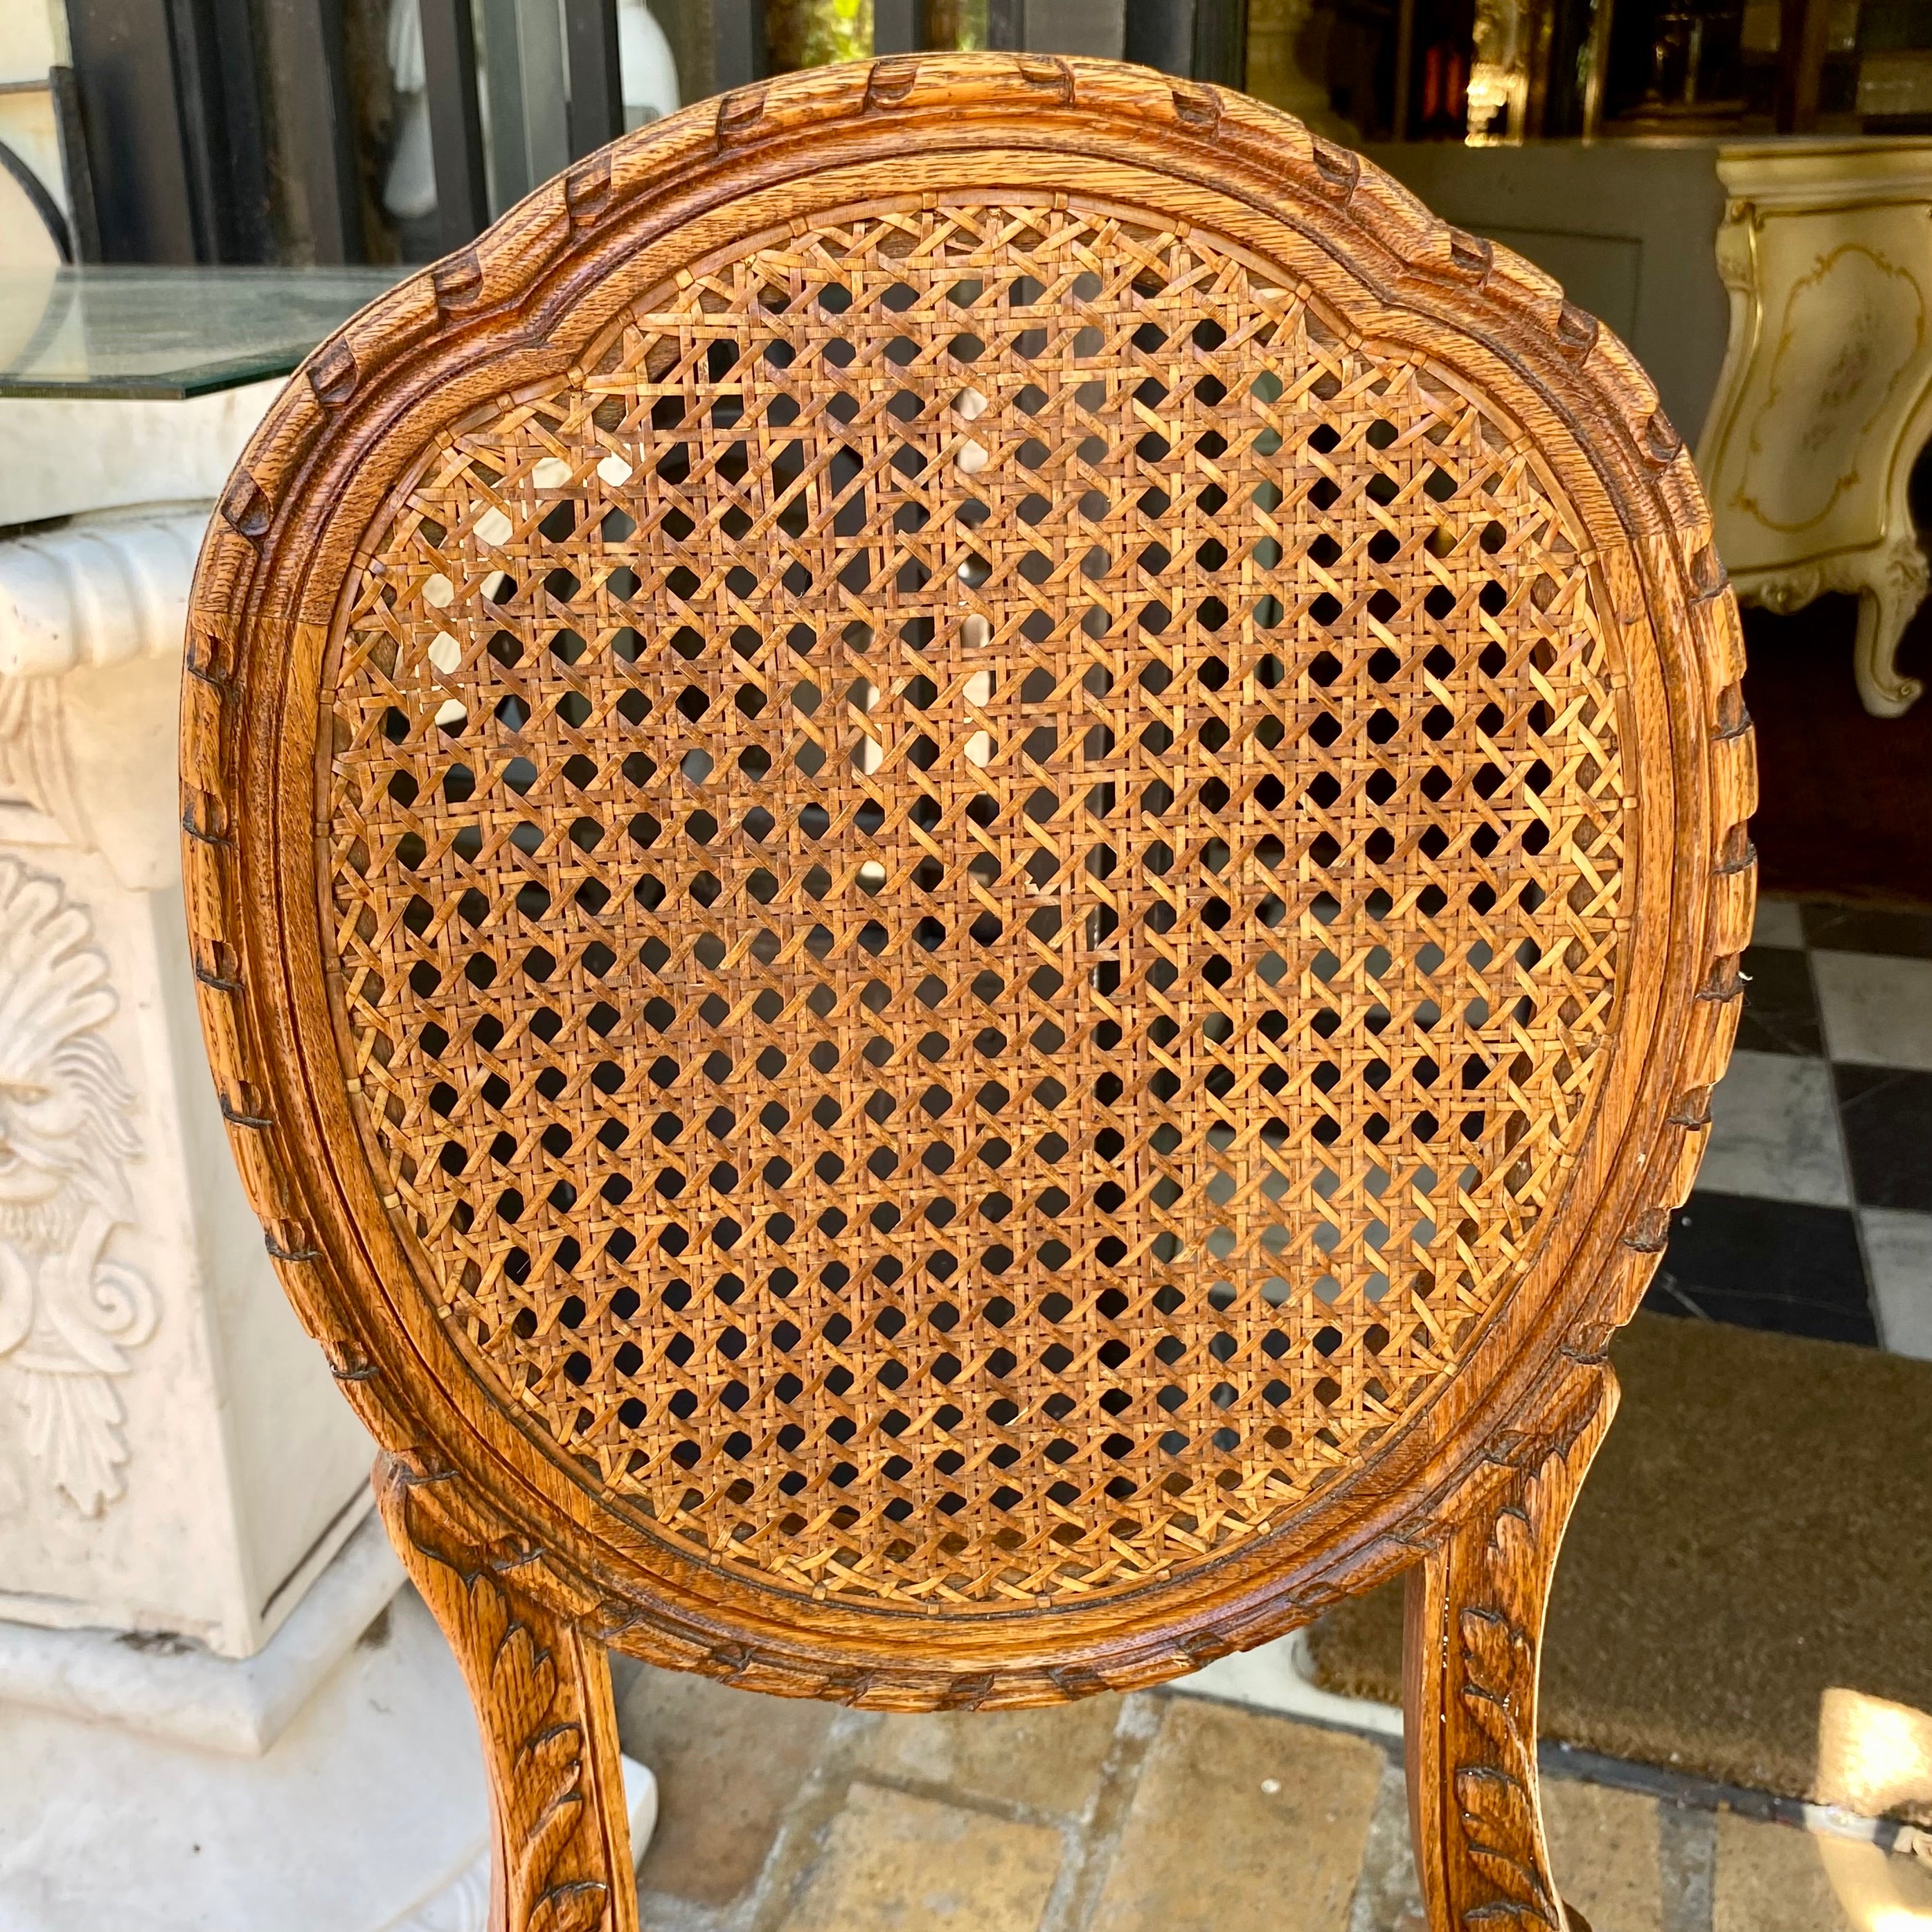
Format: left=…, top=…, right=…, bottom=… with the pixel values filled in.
left=619, top=0, right=679, bottom=127
left=0, top=854, right=154, bottom=1521
left=386, top=0, right=438, bottom=223
left=0, top=460, right=660, bottom=1922
left=0, top=506, right=374, bottom=1659
left=0, top=1510, right=402, bottom=1752
left=0, top=509, right=205, bottom=681
left=0, top=1549, right=661, bottom=1932
left=1697, top=141, right=1932, bottom=717
left=0, top=381, right=286, bottom=528
left=1168, top=1627, right=1406, bottom=1740
left=382, top=0, right=679, bottom=225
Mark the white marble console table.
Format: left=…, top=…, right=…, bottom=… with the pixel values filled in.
left=0, top=269, right=654, bottom=1931
left=1697, top=141, right=1932, bottom=717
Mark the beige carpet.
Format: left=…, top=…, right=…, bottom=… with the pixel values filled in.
left=1305, top=1314, right=1932, bottom=1821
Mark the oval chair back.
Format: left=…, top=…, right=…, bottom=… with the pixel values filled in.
left=184, top=53, right=1753, bottom=1932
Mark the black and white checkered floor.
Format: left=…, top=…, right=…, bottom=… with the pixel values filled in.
left=1645, top=897, right=1932, bottom=1354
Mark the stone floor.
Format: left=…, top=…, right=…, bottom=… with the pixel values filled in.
left=611, top=1662, right=1931, bottom=1932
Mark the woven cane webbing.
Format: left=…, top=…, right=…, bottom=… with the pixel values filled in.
left=323, top=197, right=1627, bottom=1611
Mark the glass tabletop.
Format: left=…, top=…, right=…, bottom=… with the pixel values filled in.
left=0, top=267, right=409, bottom=400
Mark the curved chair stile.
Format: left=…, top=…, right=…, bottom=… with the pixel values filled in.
left=181, top=53, right=1753, bottom=1932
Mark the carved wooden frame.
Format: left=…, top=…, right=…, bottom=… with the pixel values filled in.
left=182, top=54, right=1753, bottom=1932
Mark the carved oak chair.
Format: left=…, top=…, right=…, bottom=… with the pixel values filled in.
left=184, top=54, right=1753, bottom=1932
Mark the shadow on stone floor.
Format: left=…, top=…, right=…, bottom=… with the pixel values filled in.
left=611, top=1658, right=1918, bottom=1932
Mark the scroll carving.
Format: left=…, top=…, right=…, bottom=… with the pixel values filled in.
left=1750, top=532, right=1930, bottom=718
left=375, top=1455, right=638, bottom=1932
left=0, top=857, right=153, bottom=1516
left=0, top=676, right=78, bottom=837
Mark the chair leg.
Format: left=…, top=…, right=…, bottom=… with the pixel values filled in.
left=375, top=1453, right=640, bottom=1932
left=1402, top=1363, right=1616, bottom=1932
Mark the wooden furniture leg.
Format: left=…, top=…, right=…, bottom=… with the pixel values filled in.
left=375, top=1454, right=639, bottom=1932
left=1403, top=1366, right=1616, bottom=1932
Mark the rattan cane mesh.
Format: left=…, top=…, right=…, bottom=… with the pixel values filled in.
left=323, top=197, right=1627, bottom=1609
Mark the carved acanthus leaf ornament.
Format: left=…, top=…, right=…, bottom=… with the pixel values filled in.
left=0, top=857, right=153, bottom=1515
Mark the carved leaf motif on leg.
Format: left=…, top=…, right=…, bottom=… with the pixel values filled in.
left=468, top=1566, right=605, bottom=1932
left=1406, top=1363, right=1616, bottom=1932
left=1455, top=1588, right=1556, bottom=1931
left=375, top=1455, right=637, bottom=1932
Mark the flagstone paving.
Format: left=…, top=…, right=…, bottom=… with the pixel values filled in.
left=612, top=1661, right=1926, bottom=1932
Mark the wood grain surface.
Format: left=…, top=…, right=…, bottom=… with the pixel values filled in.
left=182, top=53, right=1752, bottom=1930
